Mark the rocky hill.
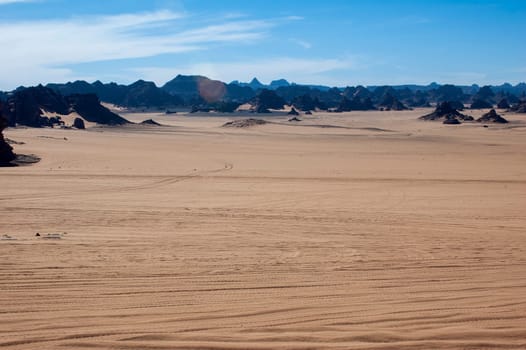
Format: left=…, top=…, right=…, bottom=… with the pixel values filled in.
left=5, top=86, right=129, bottom=127
left=1, top=78, right=524, bottom=114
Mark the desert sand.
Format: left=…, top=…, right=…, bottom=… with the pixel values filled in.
left=1, top=109, right=526, bottom=349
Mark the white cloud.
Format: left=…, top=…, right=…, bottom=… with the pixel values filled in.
left=0, top=0, right=36, bottom=4
left=131, top=57, right=355, bottom=86
left=290, top=38, right=312, bottom=49
left=0, top=10, right=273, bottom=89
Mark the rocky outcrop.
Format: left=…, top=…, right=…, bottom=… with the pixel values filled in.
left=470, top=99, right=493, bottom=109
left=73, top=117, right=86, bottom=129
left=378, top=93, right=409, bottom=111
left=0, top=102, right=16, bottom=165
left=337, top=96, right=375, bottom=112
left=121, top=80, right=183, bottom=108
left=140, top=119, right=162, bottom=126
left=476, top=109, right=508, bottom=123
left=448, top=100, right=465, bottom=111
left=5, top=86, right=129, bottom=127
left=510, top=100, right=526, bottom=113
left=254, top=89, right=285, bottom=111
left=497, top=98, right=510, bottom=109
left=162, top=75, right=226, bottom=104
left=5, top=85, right=70, bottom=127
left=222, top=118, right=268, bottom=128
left=419, top=101, right=474, bottom=123
left=66, top=94, right=129, bottom=125
left=443, top=118, right=461, bottom=125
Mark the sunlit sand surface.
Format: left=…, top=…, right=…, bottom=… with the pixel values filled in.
left=2, top=109, right=526, bottom=349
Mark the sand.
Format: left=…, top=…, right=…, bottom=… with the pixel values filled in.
left=1, top=109, right=526, bottom=349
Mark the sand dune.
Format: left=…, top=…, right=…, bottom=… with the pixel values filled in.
left=1, top=110, right=526, bottom=349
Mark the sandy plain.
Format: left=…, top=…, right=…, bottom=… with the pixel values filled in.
left=1, top=109, right=526, bottom=349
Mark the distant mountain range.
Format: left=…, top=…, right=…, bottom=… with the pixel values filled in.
left=1, top=75, right=525, bottom=128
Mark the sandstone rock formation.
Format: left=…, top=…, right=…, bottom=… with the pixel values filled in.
left=73, top=117, right=86, bottom=129
left=66, top=94, right=129, bottom=125
left=476, top=109, right=508, bottom=123
left=254, top=89, right=286, bottom=111
left=5, top=86, right=129, bottom=127
left=510, top=100, right=526, bottom=113
left=470, top=99, right=493, bottom=109
left=222, top=119, right=268, bottom=128
left=378, top=93, right=409, bottom=111
left=497, top=98, right=510, bottom=109
left=419, top=101, right=474, bottom=124
left=0, top=102, right=16, bottom=165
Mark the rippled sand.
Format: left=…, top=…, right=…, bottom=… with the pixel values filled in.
left=1, top=109, right=526, bottom=349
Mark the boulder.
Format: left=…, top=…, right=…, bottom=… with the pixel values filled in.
left=0, top=102, right=16, bottom=165
left=140, top=119, right=162, bottom=126
left=73, top=117, right=86, bottom=129
left=476, top=109, right=508, bottom=123
left=419, top=101, right=474, bottom=122
left=288, top=116, right=302, bottom=122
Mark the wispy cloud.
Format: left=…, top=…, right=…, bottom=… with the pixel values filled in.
left=290, top=38, right=312, bottom=49
left=0, top=10, right=274, bottom=89
left=0, top=0, right=37, bottom=4
left=131, top=57, right=355, bottom=86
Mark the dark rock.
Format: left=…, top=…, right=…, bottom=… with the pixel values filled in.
left=222, top=118, right=268, bottom=128
left=433, top=84, right=466, bottom=103
left=448, top=100, right=465, bottom=111
left=256, top=105, right=271, bottom=113
left=121, top=80, right=184, bottom=108
left=378, top=93, right=409, bottom=111
left=66, top=94, right=129, bottom=125
left=254, top=89, right=285, bottom=111
left=162, top=75, right=226, bottom=104
left=288, top=107, right=300, bottom=116
left=420, top=101, right=474, bottom=122
left=5, top=85, right=70, bottom=127
left=305, top=111, right=313, bottom=115
left=473, top=85, right=495, bottom=102
left=73, top=117, right=86, bottom=129
left=0, top=102, right=16, bottom=165
left=470, top=99, right=493, bottom=109
left=288, top=116, right=302, bottom=122
left=269, top=79, right=290, bottom=89
left=443, top=117, right=461, bottom=125
left=477, top=109, right=508, bottom=123
left=510, top=100, right=526, bottom=113
left=496, top=98, right=510, bottom=109
left=212, top=101, right=241, bottom=113
left=140, top=119, right=162, bottom=126
left=337, top=96, right=376, bottom=112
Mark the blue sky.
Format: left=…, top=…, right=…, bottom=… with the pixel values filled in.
left=0, top=0, right=524, bottom=90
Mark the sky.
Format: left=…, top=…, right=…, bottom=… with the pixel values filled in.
left=0, top=0, right=525, bottom=90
